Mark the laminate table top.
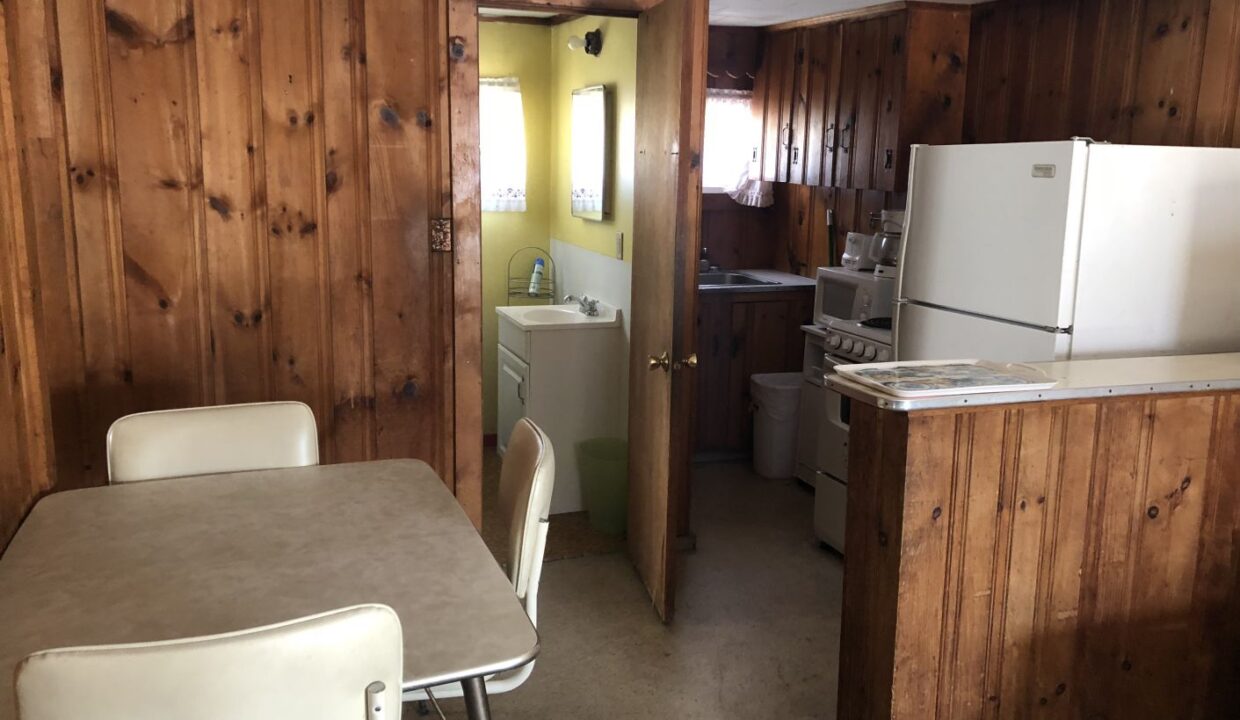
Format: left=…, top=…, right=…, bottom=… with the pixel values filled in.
left=0, top=459, right=538, bottom=718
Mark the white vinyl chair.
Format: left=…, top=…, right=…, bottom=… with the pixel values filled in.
left=15, top=604, right=403, bottom=720
left=405, top=418, right=555, bottom=705
left=106, top=401, right=319, bottom=483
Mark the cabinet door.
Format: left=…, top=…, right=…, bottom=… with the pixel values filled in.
left=761, top=31, right=797, bottom=183
left=873, top=13, right=907, bottom=191
left=833, top=21, right=863, bottom=188
left=804, top=23, right=843, bottom=187
left=787, top=30, right=810, bottom=184
left=496, top=345, right=528, bottom=455
left=694, top=295, right=733, bottom=452
left=849, top=16, right=886, bottom=190
left=749, top=40, right=770, bottom=179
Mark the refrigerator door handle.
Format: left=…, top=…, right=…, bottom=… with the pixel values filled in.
left=901, top=299, right=1073, bottom=335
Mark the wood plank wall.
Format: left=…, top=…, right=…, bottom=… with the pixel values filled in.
left=0, top=7, right=55, bottom=549
left=840, top=393, right=1240, bottom=718
left=1, top=1, right=461, bottom=509
left=966, top=0, right=1240, bottom=147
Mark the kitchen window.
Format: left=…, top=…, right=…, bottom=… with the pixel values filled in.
left=479, top=77, right=527, bottom=212
left=701, top=88, right=756, bottom=194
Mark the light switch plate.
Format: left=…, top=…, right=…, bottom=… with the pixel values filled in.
left=615, top=232, right=624, bottom=260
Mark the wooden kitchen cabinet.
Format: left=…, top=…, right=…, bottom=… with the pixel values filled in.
left=752, top=30, right=798, bottom=183
left=694, top=289, right=813, bottom=454
left=752, top=5, right=969, bottom=191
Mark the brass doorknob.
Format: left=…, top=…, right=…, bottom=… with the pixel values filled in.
left=674, top=353, right=698, bottom=370
left=648, top=351, right=670, bottom=372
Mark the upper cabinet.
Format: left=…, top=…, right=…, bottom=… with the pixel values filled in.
left=751, top=5, right=970, bottom=191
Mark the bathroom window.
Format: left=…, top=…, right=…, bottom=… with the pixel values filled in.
left=480, top=77, right=527, bottom=212
left=701, top=89, right=756, bottom=193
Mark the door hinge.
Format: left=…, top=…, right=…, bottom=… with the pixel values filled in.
left=430, top=218, right=453, bottom=252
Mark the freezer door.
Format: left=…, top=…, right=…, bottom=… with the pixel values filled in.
left=900, top=141, right=1088, bottom=329
left=895, top=302, right=1071, bottom=361
left=1072, top=144, right=1240, bottom=358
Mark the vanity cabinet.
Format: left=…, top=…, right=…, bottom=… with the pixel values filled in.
left=694, top=288, right=813, bottom=454
left=751, top=4, right=970, bottom=191
left=496, top=308, right=626, bottom=515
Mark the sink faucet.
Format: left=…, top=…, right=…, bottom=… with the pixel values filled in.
left=563, top=294, right=600, bottom=317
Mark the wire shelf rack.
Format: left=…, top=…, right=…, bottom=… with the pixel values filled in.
left=507, top=246, right=556, bottom=301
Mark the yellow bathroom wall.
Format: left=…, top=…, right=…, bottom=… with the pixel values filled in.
left=550, top=17, right=638, bottom=261
left=479, top=22, right=552, bottom=435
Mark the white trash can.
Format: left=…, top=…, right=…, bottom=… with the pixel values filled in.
left=751, top=372, right=803, bottom=479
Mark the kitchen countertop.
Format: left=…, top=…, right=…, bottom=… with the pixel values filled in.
left=828, top=352, right=1240, bottom=411
left=698, top=269, right=815, bottom=294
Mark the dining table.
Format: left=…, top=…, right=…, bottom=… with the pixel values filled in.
left=0, top=458, right=538, bottom=720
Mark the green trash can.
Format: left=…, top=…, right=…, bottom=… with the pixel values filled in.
left=576, top=438, right=628, bottom=537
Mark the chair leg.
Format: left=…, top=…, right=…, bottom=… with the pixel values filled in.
left=423, top=690, right=447, bottom=720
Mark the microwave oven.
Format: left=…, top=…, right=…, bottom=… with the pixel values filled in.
left=814, top=266, right=894, bottom=326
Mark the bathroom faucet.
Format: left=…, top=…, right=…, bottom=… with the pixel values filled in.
left=563, top=294, right=600, bottom=317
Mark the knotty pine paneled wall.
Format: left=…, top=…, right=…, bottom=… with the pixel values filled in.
left=0, top=5, right=55, bottom=549
left=2, top=0, right=460, bottom=499
left=966, top=0, right=1240, bottom=147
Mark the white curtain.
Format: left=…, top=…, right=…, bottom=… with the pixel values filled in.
left=703, top=88, right=773, bottom=208
left=480, top=77, right=527, bottom=212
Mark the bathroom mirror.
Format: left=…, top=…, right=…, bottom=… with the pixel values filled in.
left=570, top=85, right=610, bottom=221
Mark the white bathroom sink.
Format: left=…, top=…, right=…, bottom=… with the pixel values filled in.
left=497, top=303, right=622, bottom=330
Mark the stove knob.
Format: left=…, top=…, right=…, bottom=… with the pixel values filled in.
left=862, top=344, right=877, bottom=360
left=877, top=348, right=891, bottom=362
left=826, top=335, right=842, bottom=349
left=840, top=338, right=855, bottom=353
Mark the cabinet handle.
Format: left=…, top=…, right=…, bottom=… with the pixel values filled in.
left=840, top=120, right=853, bottom=152
left=752, top=146, right=759, bottom=162
left=780, top=123, right=792, bottom=149
left=884, top=149, right=894, bottom=169
left=825, top=124, right=836, bottom=153
left=649, top=351, right=670, bottom=372
left=792, top=147, right=800, bottom=165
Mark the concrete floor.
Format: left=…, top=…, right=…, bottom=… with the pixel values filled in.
left=411, top=461, right=843, bottom=719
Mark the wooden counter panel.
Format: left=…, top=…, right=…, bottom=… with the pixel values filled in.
left=840, top=392, right=1240, bottom=718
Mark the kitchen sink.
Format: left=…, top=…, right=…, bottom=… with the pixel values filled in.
left=698, top=271, right=777, bottom=288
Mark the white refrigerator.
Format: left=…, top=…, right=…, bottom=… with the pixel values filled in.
left=895, top=140, right=1240, bottom=362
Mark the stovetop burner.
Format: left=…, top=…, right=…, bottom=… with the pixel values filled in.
left=861, top=317, right=892, bottom=330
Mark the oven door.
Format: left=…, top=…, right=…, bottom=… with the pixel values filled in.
left=818, top=353, right=852, bottom=482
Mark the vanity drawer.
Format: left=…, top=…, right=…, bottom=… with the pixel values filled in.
left=498, top=314, right=531, bottom=362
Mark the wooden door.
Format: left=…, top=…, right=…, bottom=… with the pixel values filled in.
left=628, top=0, right=707, bottom=622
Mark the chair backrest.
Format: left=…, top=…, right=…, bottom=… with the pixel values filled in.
left=498, top=418, right=555, bottom=625
left=107, top=402, right=319, bottom=483
left=15, top=604, right=403, bottom=720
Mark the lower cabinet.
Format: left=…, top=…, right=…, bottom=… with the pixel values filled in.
left=694, top=288, right=814, bottom=454
left=496, top=345, right=529, bottom=456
